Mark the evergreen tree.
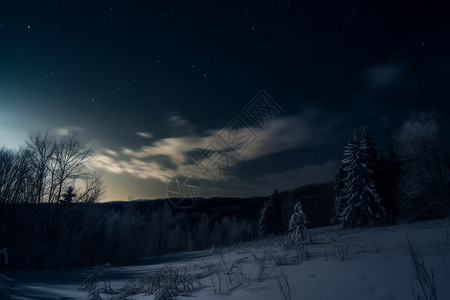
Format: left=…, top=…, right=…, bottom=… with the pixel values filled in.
left=60, top=186, right=76, bottom=205
left=362, top=126, right=393, bottom=217
left=341, top=130, right=385, bottom=227
left=332, top=164, right=346, bottom=224
left=259, top=189, right=282, bottom=236
left=361, top=126, right=379, bottom=172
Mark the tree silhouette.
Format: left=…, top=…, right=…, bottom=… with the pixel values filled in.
left=259, top=188, right=283, bottom=236
left=341, top=129, right=385, bottom=227
left=60, top=186, right=76, bottom=205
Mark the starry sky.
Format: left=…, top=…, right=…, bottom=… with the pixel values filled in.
left=1, top=1, right=449, bottom=201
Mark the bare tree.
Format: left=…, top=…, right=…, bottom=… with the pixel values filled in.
left=0, top=148, right=35, bottom=205
left=52, top=130, right=93, bottom=203
left=76, top=171, right=106, bottom=203
left=26, top=131, right=57, bottom=203
left=394, top=111, right=450, bottom=218
left=25, top=130, right=98, bottom=204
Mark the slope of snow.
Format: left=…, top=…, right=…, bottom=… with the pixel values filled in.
left=1, top=218, right=449, bottom=300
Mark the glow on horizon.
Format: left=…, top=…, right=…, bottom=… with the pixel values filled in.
left=0, top=126, right=27, bottom=150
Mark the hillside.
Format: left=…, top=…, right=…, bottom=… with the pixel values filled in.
left=2, top=218, right=449, bottom=299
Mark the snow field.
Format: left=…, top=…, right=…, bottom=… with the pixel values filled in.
left=1, top=218, right=450, bottom=299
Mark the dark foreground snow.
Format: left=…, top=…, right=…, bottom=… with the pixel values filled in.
left=1, top=219, right=450, bottom=299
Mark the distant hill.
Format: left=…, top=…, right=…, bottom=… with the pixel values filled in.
left=117, top=181, right=335, bottom=228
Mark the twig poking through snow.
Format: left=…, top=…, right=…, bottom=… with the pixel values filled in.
left=277, top=269, right=292, bottom=300
left=406, top=234, right=438, bottom=300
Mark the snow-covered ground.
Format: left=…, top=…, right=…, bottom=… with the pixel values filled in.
left=1, top=218, right=450, bottom=300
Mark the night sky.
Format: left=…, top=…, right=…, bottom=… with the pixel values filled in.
left=1, top=1, right=449, bottom=201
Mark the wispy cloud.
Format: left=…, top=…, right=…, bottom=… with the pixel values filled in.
left=55, top=126, right=84, bottom=136
left=167, top=113, right=196, bottom=135
left=364, top=61, right=408, bottom=89
left=238, top=112, right=316, bottom=161
left=105, top=149, right=118, bottom=156
left=93, top=135, right=214, bottom=182
left=93, top=153, right=175, bottom=182
left=136, top=131, right=153, bottom=139
left=122, top=136, right=211, bottom=164
left=92, top=110, right=341, bottom=184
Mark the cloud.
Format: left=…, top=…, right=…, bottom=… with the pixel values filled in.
left=93, top=135, right=215, bottom=182
left=168, top=114, right=190, bottom=128
left=105, top=149, right=118, bottom=156
left=55, top=126, right=84, bottom=136
left=122, top=136, right=211, bottom=164
left=238, top=113, right=314, bottom=161
left=167, top=113, right=196, bottom=135
left=92, top=110, right=341, bottom=184
left=205, top=109, right=338, bottom=163
left=92, top=153, right=175, bottom=182
left=364, top=62, right=407, bottom=89
left=136, top=131, right=153, bottom=139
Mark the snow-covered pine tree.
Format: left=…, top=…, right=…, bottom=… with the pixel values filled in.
left=332, top=165, right=346, bottom=224
left=341, top=130, right=385, bottom=227
left=363, top=126, right=399, bottom=222
left=259, top=188, right=282, bottom=236
left=288, top=201, right=309, bottom=245
left=361, top=126, right=379, bottom=166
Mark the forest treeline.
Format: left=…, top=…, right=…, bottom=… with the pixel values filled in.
left=0, top=183, right=332, bottom=269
